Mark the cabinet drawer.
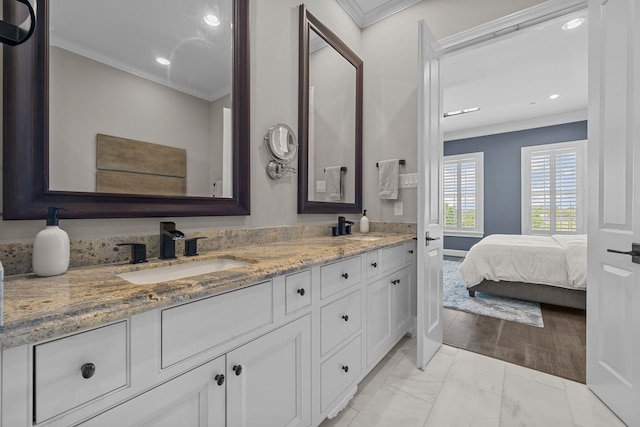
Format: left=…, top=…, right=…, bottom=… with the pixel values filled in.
left=320, top=289, right=362, bottom=355
left=320, top=256, right=361, bottom=299
left=34, top=321, right=128, bottom=423
left=161, top=281, right=273, bottom=368
left=365, top=251, right=379, bottom=280
left=381, top=244, right=404, bottom=273
left=320, top=335, right=362, bottom=412
left=285, top=270, right=311, bottom=314
left=404, top=240, right=417, bottom=266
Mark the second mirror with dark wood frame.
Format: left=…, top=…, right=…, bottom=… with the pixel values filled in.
left=298, top=4, right=363, bottom=214
left=3, top=0, right=250, bottom=219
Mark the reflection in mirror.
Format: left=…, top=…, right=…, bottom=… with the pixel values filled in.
left=307, top=28, right=356, bottom=203
left=49, top=0, right=233, bottom=198
left=2, top=0, right=250, bottom=219
left=298, top=5, right=363, bottom=214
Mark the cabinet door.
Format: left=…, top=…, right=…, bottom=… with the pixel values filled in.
left=366, top=277, right=393, bottom=366
left=78, top=356, right=226, bottom=427
left=227, top=315, right=311, bottom=427
left=393, top=267, right=412, bottom=337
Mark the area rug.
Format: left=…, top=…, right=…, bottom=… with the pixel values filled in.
left=443, top=259, right=544, bottom=327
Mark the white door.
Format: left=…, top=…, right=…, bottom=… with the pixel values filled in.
left=587, top=0, right=640, bottom=425
left=226, top=315, right=311, bottom=427
left=78, top=356, right=226, bottom=426
left=417, top=20, right=444, bottom=369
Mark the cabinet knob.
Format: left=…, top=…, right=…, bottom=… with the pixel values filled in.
left=215, top=374, right=225, bottom=386
left=408, top=250, right=414, bottom=254
left=341, top=273, right=349, bottom=279
left=80, top=363, right=96, bottom=379
left=342, top=365, right=349, bottom=373
left=233, top=364, right=243, bottom=376
left=392, top=279, right=400, bottom=285
left=342, top=314, right=349, bottom=322
left=371, top=262, right=377, bottom=268
left=297, top=288, right=306, bottom=296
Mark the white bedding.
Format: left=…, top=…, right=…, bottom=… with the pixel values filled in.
left=459, top=234, right=587, bottom=290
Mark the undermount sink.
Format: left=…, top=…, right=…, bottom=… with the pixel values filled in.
left=344, top=236, right=383, bottom=241
left=117, top=258, right=249, bottom=285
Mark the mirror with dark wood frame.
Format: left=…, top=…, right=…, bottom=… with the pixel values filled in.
left=297, top=4, right=363, bottom=214
left=3, top=0, right=250, bottom=219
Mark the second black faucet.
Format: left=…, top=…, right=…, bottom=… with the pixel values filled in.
left=160, top=221, right=185, bottom=259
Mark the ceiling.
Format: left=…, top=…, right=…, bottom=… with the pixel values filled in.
left=442, top=11, right=588, bottom=139
left=337, top=1, right=588, bottom=139
left=50, top=0, right=233, bottom=102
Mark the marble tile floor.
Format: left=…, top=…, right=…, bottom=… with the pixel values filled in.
left=320, top=337, right=625, bottom=427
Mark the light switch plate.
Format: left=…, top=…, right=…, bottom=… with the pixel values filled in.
left=399, top=173, right=418, bottom=188
left=394, top=202, right=403, bottom=216
left=316, top=180, right=326, bottom=193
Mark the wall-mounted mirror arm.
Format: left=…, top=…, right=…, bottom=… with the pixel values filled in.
left=0, top=0, right=36, bottom=46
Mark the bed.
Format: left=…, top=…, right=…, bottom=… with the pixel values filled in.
left=459, top=234, right=587, bottom=309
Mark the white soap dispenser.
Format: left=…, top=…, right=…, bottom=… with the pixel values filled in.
left=33, top=207, right=70, bottom=277
left=360, top=209, right=369, bottom=233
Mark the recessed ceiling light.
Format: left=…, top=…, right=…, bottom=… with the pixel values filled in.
left=548, top=94, right=560, bottom=100
left=444, top=107, right=480, bottom=118
left=562, top=17, right=585, bottom=31
left=156, top=57, right=171, bottom=66
left=204, top=14, right=221, bottom=26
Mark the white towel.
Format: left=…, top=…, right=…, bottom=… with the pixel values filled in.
left=378, top=159, right=400, bottom=199
left=325, top=166, right=342, bottom=201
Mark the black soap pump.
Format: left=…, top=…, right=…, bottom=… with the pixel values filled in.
left=32, top=207, right=70, bottom=276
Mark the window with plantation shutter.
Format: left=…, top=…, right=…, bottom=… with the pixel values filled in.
left=521, top=140, right=587, bottom=235
left=443, top=152, right=484, bottom=237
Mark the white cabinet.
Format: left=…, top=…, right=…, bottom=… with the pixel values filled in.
left=366, top=266, right=413, bottom=368
left=161, top=281, right=274, bottom=368
left=78, top=356, right=226, bottom=427
left=227, top=315, right=311, bottom=427
left=320, top=336, right=361, bottom=413
left=320, top=289, right=361, bottom=355
left=34, top=321, right=128, bottom=423
left=80, top=315, right=311, bottom=427
left=0, top=238, right=416, bottom=427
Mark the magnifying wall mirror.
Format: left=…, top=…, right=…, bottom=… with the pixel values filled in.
left=3, top=0, right=250, bottom=219
left=297, top=4, right=363, bottom=214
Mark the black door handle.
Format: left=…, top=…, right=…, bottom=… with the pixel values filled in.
left=608, top=243, right=640, bottom=264
left=215, top=374, right=225, bottom=386
left=233, top=365, right=242, bottom=376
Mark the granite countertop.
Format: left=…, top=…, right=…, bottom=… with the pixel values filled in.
left=0, top=233, right=414, bottom=351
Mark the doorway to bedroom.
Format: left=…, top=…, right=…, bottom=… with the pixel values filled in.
left=439, top=7, right=588, bottom=383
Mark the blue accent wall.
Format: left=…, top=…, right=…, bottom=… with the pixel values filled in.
left=444, top=121, right=588, bottom=251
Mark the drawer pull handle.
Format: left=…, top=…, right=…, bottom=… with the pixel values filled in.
left=233, top=365, right=243, bottom=376
left=215, top=374, right=225, bottom=386
left=342, top=365, right=349, bottom=373
left=81, top=363, right=96, bottom=379
left=297, top=288, right=306, bottom=296
left=371, top=262, right=377, bottom=268
left=342, top=315, right=349, bottom=322
left=408, top=250, right=414, bottom=254
left=341, top=273, right=349, bottom=279
left=392, top=279, right=400, bottom=285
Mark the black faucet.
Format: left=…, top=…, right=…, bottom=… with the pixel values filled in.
left=160, top=221, right=184, bottom=259
left=338, top=216, right=346, bottom=235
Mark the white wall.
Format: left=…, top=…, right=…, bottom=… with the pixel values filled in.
left=49, top=47, right=219, bottom=197
left=0, top=0, right=545, bottom=243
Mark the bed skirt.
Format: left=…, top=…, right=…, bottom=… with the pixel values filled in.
left=468, top=280, right=586, bottom=310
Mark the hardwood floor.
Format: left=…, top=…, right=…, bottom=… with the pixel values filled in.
left=443, top=304, right=587, bottom=383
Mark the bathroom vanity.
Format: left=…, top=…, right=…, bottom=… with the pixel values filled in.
left=0, top=233, right=416, bottom=427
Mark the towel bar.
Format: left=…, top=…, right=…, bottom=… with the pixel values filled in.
left=324, top=167, right=347, bottom=173
left=376, top=160, right=405, bottom=167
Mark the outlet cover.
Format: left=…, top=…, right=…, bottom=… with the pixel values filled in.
left=316, top=180, right=326, bottom=193
left=394, top=202, right=403, bottom=216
